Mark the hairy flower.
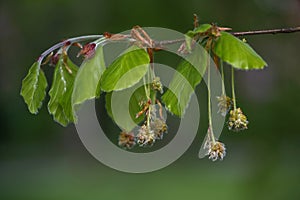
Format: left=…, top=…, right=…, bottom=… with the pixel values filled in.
left=217, top=94, right=232, bottom=116
left=207, top=141, right=226, bottom=161
left=203, top=127, right=226, bottom=161
left=152, top=77, right=163, bottom=93
left=118, top=131, right=136, bottom=149
left=136, top=125, right=156, bottom=147
left=151, top=118, right=168, bottom=139
left=228, top=108, right=249, bottom=131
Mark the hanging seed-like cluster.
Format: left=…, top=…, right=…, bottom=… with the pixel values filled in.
left=136, top=124, right=156, bottom=147
left=204, top=128, right=226, bottom=161
left=228, top=108, right=249, bottom=131
left=118, top=104, right=168, bottom=149
left=137, top=104, right=168, bottom=147
left=152, top=77, right=163, bottom=93
left=118, top=131, right=136, bottom=149
left=207, top=141, right=226, bottom=161
left=217, top=94, right=232, bottom=117
left=151, top=118, right=168, bottom=139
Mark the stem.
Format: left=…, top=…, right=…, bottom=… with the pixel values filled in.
left=147, top=104, right=151, bottom=129
left=220, top=60, right=225, bottom=95
left=36, top=26, right=300, bottom=64
left=154, top=38, right=185, bottom=47
left=207, top=49, right=216, bottom=144
left=38, top=35, right=103, bottom=63
left=143, top=76, right=149, bottom=99
left=154, top=26, right=300, bottom=48
left=231, top=67, right=237, bottom=110
left=231, top=26, right=300, bottom=36
left=154, top=27, right=300, bottom=48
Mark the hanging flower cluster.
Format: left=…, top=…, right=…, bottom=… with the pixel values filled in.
left=118, top=103, right=168, bottom=149
left=206, top=63, right=249, bottom=161
left=228, top=107, right=248, bottom=131
left=217, top=94, right=232, bottom=117
left=201, top=22, right=250, bottom=161
left=204, top=127, right=226, bottom=161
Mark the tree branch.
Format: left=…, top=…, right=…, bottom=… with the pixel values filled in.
left=154, top=26, right=300, bottom=48
left=231, top=26, right=300, bottom=36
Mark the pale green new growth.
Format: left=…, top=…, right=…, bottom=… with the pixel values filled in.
left=21, top=62, right=48, bottom=114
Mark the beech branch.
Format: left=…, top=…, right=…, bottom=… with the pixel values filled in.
left=154, top=26, right=300, bottom=48
left=231, top=26, right=300, bottom=36
left=37, top=26, right=300, bottom=63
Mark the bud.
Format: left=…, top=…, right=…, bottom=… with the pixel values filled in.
left=77, top=43, right=96, bottom=59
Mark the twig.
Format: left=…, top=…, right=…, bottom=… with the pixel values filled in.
left=154, top=38, right=185, bottom=47
left=36, top=26, right=300, bottom=64
left=154, top=26, right=300, bottom=48
left=231, top=27, right=300, bottom=36
left=38, top=35, right=103, bottom=63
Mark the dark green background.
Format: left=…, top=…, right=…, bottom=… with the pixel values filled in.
left=1, top=0, right=300, bottom=199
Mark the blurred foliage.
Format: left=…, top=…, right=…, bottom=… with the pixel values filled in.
left=0, top=0, right=300, bottom=199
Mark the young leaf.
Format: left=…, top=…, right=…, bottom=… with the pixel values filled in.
left=162, top=47, right=208, bottom=116
left=72, top=45, right=106, bottom=118
left=186, top=24, right=212, bottom=37
left=48, top=56, right=78, bottom=126
left=100, top=47, right=150, bottom=92
left=213, top=31, right=267, bottom=70
left=20, top=62, right=48, bottom=114
left=194, top=24, right=212, bottom=34
left=105, top=85, right=151, bottom=131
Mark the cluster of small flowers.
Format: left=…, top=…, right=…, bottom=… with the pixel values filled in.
left=118, top=105, right=168, bottom=149
left=217, top=94, right=232, bottom=117
left=118, top=131, right=136, bottom=149
left=151, top=118, right=168, bottom=140
left=152, top=77, right=163, bottom=94
left=207, top=141, right=226, bottom=161
left=204, top=127, right=226, bottom=161
left=136, top=105, right=168, bottom=147
left=136, top=124, right=156, bottom=147
left=217, top=95, right=249, bottom=132
left=228, top=108, right=249, bottom=132
left=204, top=130, right=226, bottom=161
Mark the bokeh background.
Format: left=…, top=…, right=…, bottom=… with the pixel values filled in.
left=1, top=0, right=300, bottom=199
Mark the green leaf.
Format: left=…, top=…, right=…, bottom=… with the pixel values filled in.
left=100, top=46, right=150, bottom=92
left=20, top=62, right=48, bottom=114
left=186, top=24, right=212, bottom=37
left=213, top=31, right=267, bottom=70
left=194, top=24, right=212, bottom=34
left=48, top=56, right=78, bottom=126
left=72, top=45, right=106, bottom=119
left=162, top=47, right=208, bottom=116
left=105, top=84, right=152, bottom=131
